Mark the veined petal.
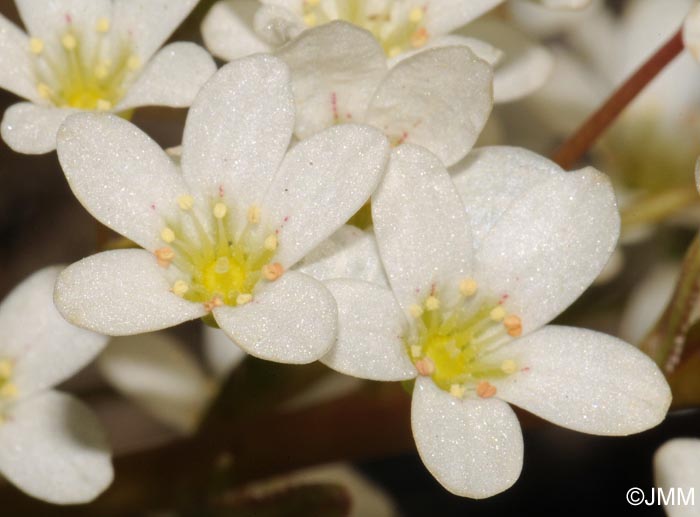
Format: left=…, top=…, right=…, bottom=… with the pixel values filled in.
left=115, top=42, right=217, bottom=112
left=203, top=325, right=247, bottom=380
left=57, top=112, right=186, bottom=251
left=373, top=145, right=473, bottom=311
left=262, top=124, right=389, bottom=268
left=296, top=225, right=388, bottom=285
left=275, top=21, right=387, bottom=139
left=0, top=391, right=112, bottom=504
left=0, top=14, right=40, bottom=102
left=0, top=266, right=108, bottom=398
left=112, top=0, right=199, bottom=61
left=322, top=280, right=415, bottom=381
left=411, top=377, right=523, bottom=498
left=202, top=0, right=271, bottom=61
left=254, top=4, right=305, bottom=46
left=450, top=146, right=560, bottom=251
left=366, top=46, right=492, bottom=167
left=474, top=166, right=619, bottom=333
left=55, top=249, right=206, bottom=336
left=423, top=0, right=504, bottom=36
left=2, top=103, right=75, bottom=155
left=654, top=438, right=700, bottom=517
left=214, top=271, right=337, bottom=364
left=99, top=333, right=214, bottom=434
left=489, top=326, right=671, bottom=435
left=181, top=54, right=294, bottom=227
left=15, top=0, right=110, bottom=39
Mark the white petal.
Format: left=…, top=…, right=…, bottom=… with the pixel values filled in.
left=1, top=102, right=75, bottom=154
left=275, top=21, right=387, bottom=139
left=387, top=34, right=503, bottom=68
left=533, top=0, right=591, bottom=9
left=0, top=266, right=108, bottom=397
left=372, top=145, right=473, bottom=310
left=116, top=43, right=217, bottom=111
left=181, top=54, right=294, bottom=226
left=55, top=249, right=206, bottom=335
left=112, top=0, right=199, bottom=61
left=254, top=4, right=305, bottom=46
left=15, top=0, right=110, bottom=38
left=296, top=225, right=388, bottom=285
left=450, top=146, right=561, bottom=251
left=489, top=326, right=672, bottom=435
left=322, top=279, right=415, bottom=381
left=411, top=377, right=523, bottom=498
left=654, top=438, right=700, bottom=517
left=424, top=0, right=504, bottom=36
left=0, top=391, right=112, bottom=504
left=685, top=3, right=700, bottom=61
left=366, top=46, right=492, bottom=167
left=0, top=14, right=40, bottom=102
left=202, top=0, right=270, bottom=61
left=57, top=112, right=186, bottom=251
left=99, top=333, right=214, bottom=434
left=203, top=325, right=247, bottom=380
left=474, top=166, right=619, bottom=333
left=262, top=124, right=389, bottom=267
left=214, top=271, right=337, bottom=364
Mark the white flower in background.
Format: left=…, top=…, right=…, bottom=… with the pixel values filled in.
left=0, top=266, right=111, bottom=504
left=320, top=144, right=671, bottom=498
left=0, top=0, right=216, bottom=154
left=654, top=438, right=700, bottom=517
left=54, top=54, right=390, bottom=365
left=274, top=22, right=492, bottom=167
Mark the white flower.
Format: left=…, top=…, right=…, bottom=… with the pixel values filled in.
left=274, top=21, right=492, bottom=167
left=0, top=0, right=216, bottom=154
left=321, top=144, right=672, bottom=498
left=654, top=438, right=700, bottom=517
left=0, top=266, right=111, bottom=504
left=53, top=54, right=390, bottom=365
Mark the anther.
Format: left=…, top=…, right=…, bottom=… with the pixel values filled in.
left=476, top=380, right=497, bottom=398
left=306, top=0, right=320, bottom=6
left=155, top=247, right=175, bottom=268
left=96, top=99, right=112, bottom=111
left=410, top=345, right=422, bottom=358
left=0, top=383, right=18, bottom=399
left=450, top=384, right=466, bottom=399
left=503, top=315, right=522, bottom=337
left=29, top=37, right=44, bottom=54
left=388, top=46, right=402, bottom=57
left=415, top=357, right=435, bottom=376
left=408, top=304, right=424, bottom=318
left=236, top=293, right=253, bottom=305
left=203, top=296, right=224, bottom=312
left=247, top=205, right=261, bottom=224
left=500, top=359, right=518, bottom=375
left=459, top=278, right=478, bottom=297
left=37, top=83, right=52, bottom=99
left=96, top=17, right=111, bottom=33
left=0, top=359, right=12, bottom=379
left=95, top=63, right=109, bottom=80
left=213, top=202, right=228, bottom=219
left=303, top=13, right=318, bottom=26
left=61, top=33, right=77, bottom=50
left=489, top=306, right=506, bottom=322
left=410, top=28, right=428, bottom=48
left=409, top=7, right=423, bottom=23
left=160, top=227, right=176, bottom=243
left=127, top=55, right=141, bottom=71
left=424, top=296, right=440, bottom=311
left=172, top=280, right=189, bottom=297
left=177, top=195, right=194, bottom=211
left=262, top=262, right=284, bottom=281
left=264, top=234, right=278, bottom=251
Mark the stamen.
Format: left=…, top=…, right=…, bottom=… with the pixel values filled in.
left=0, top=383, right=18, bottom=399
left=61, top=33, right=78, bottom=50
left=500, top=359, right=518, bottom=375
left=127, top=55, right=141, bottom=71
left=304, top=13, right=318, bottom=26
left=96, top=99, right=112, bottom=111
left=178, top=195, right=194, bottom=211
left=262, top=262, right=284, bottom=281
left=161, top=227, right=176, bottom=243
left=203, top=296, right=224, bottom=312
left=489, top=306, right=506, bottom=322
left=409, top=7, right=423, bottom=23
left=503, top=315, right=522, bottom=337
left=29, top=37, right=44, bottom=54
left=388, top=46, right=402, bottom=58
left=96, top=17, right=111, bottom=33
left=37, top=83, right=53, bottom=99
left=0, top=359, right=12, bottom=378
left=264, top=234, right=278, bottom=251
left=95, top=62, right=110, bottom=80
left=424, top=296, right=440, bottom=311
left=236, top=293, right=253, bottom=305
left=415, top=357, right=435, bottom=376
left=410, top=28, right=428, bottom=48
left=449, top=384, right=466, bottom=399
left=476, top=380, right=497, bottom=398
left=155, top=247, right=175, bottom=268
left=459, top=278, right=478, bottom=297
left=213, top=202, right=228, bottom=219
left=410, top=344, right=422, bottom=358
left=172, top=280, right=189, bottom=297
left=409, top=304, right=424, bottom=318
left=247, top=205, right=261, bottom=224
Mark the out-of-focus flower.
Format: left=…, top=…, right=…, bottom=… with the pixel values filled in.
left=0, top=266, right=111, bottom=504
left=53, top=54, right=390, bottom=366
left=0, top=0, right=216, bottom=154
left=275, top=21, right=492, bottom=167
left=654, top=438, right=700, bottom=517
left=321, top=144, right=671, bottom=498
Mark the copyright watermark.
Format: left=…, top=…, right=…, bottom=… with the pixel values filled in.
left=626, top=487, right=695, bottom=507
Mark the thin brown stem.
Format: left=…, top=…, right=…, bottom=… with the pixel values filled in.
left=552, top=27, right=684, bottom=169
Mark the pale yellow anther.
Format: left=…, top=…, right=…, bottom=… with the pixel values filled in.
left=449, top=384, right=466, bottom=399
left=409, top=304, right=424, bottom=318
left=172, top=280, right=189, bottom=297
left=95, top=63, right=110, bottom=80
left=96, top=99, right=112, bottom=111
left=489, top=305, right=506, bottom=322
left=262, top=262, right=284, bottom=281
left=213, top=202, right=228, bottom=219
left=96, top=17, right=111, bottom=33
left=204, top=296, right=224, bottom=312
left=410, top=345, right=422, bottom=358
left=127, top=55, right=141, bottom=71
left=303, top=13, right=318, bottom=26
left=236, top=293, right=253, bottom=305
left=61, top=33, right=77, bottom=50
left=160, top=227, right=176, bottom=243
left=500, top=359, right=518, bottom=375
left=388, top=46, right=402, bottom=58
left=177, top=195, right=194, bottom=211
left=155, top=247, right=175, bottom=268
left=264, top=234, right=278, bottom=251
left=503, top=314, right=522, bottom=337
left=415, top=357, right=435, bottom=376
left=424, top=296, right=440, bottom=311
left=306, top=0, right=320, bottom=6
left=37, top=83, right=52, bottom=99
left=0, top=360, right=12, bottom=379
left=29, top=37, right=44, bottom=54
left=459, top=278, right=478, bottom=297
left=410, top=27, right=428, bottom=48
left=409, top=7, right=423, bottom=23
left=0, top=383, right=18, bottom=399
left=247, top=205, right=261, bottom=224
left=214, top=256, right=230, bottom=274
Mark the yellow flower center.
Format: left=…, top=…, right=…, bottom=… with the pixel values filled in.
left=302, top=0, right=429, bottom=56
left=405, top=279, right=521, bottom=399
left=0, top=359, right=18, bottom=407
left=29, top=17, right=141, bottom=110
left=156, top=195, right=282, bottom=310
